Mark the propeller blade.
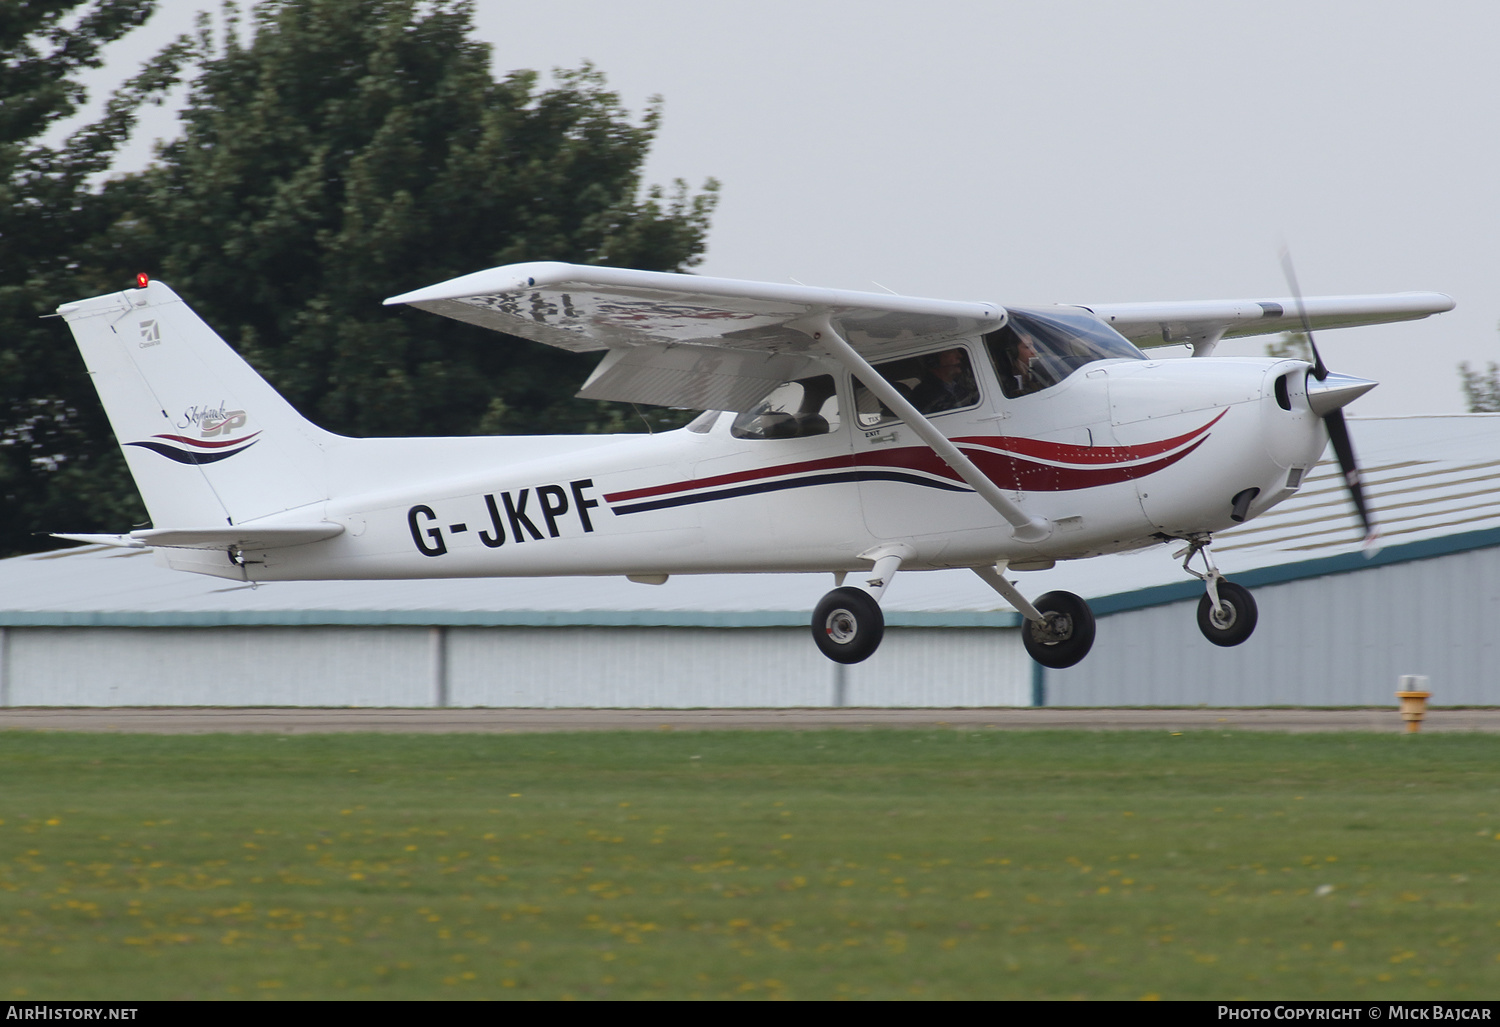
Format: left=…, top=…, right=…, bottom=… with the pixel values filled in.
left=1278, top=248, right=1374, bottom=536
left=1323, top=408, right=1374, bottom=539
left=1279, top=246, right=1375, bottom=540
left=1279, top=247, right=1329, bottom=381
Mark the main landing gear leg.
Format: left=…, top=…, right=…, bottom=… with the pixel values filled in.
left=802, top=314, right=1058, bottom=664
left=972, top=563, right=1096, bottom=669
left=811, top=544, right=911, bottom=664
left=1176, top=536, right=1258, bottom=647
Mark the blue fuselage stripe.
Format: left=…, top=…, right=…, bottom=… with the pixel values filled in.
left=610, top=470, right=971, bottom=515
left=125, top=440, right=258, bottom=465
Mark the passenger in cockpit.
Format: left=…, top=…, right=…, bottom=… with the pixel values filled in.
left=910, top=348, right=979, bottom=413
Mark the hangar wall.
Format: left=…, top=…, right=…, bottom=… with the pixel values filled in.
left=0, top=624, right=1032, bottom=709
left=1045, top=545, right=1500, bottom=706
left=5, top=525, right=1497, bottom=710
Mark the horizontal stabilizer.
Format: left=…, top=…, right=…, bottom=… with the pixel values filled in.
left=53, top=523, right=344, bottom=552
left=51, top=534, right=148, bottom=550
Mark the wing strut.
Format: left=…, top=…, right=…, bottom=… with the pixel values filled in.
left=808, top=314, right=1052, bottom=543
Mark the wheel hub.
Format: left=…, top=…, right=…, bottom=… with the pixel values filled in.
left=1034, top=611, right=1073, bottom=643
left=825, top=610, right=857, bottom=644
left=1209, top=602, right=1237, bottom=630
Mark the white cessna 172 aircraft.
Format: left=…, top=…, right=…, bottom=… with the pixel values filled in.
left=55, top=263, right=1453, bottom=668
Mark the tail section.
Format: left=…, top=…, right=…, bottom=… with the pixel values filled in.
left=59, top=280, right=337, bottom=527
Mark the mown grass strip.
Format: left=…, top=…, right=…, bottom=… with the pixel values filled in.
left=1, top=729, right=1497, bottom=999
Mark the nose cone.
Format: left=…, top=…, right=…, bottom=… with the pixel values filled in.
left=1307, top=372, right=1377, bottom=417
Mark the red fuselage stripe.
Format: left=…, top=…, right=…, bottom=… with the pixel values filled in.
left=972, top=409, right=1226, bottom=464
left=603, top=412, right=1224, bottom=503
left=150, top=431, right=262, bottom=450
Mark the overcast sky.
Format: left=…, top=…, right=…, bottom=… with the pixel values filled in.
left=60, top=0, right=1500, bottom=416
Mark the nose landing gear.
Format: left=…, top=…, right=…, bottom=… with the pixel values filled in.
left=1176, top=536, right=1258, bottom=647
left=1197, top=579, right=1257, bottom=646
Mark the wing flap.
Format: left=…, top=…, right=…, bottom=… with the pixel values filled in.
left=1085, top=292, right=1455, bottom=348
left=576, top=344, right=815, bottom=411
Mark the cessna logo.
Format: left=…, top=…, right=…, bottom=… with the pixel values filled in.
left=408, top=479, right=601, bottom=557
left=176, top=402, right=248, bottom=438
left=138, top=319, right=161, bottom=348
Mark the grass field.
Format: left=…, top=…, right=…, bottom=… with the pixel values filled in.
left=2, top=728, right=1498, bottom=1000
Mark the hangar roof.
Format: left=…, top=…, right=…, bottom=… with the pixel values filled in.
left=4, top=415, right=1499, bottom=628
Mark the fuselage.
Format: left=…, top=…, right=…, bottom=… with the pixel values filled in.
left=171, top=346, right=1328, bottom=583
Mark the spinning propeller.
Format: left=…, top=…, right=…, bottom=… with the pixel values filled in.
left=1279, top=249, right=1378, bottom=542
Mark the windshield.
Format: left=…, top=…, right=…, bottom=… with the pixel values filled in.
left=985, top=307, right=1146, bottom=398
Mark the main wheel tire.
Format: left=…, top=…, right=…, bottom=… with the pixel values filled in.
left=811, top=587, right=885, bottom=664
left=1197, top=580, right=1257, bottom=647
left=1022, top=590, right=1096, bottom=669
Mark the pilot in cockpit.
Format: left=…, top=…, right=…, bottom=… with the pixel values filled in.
left=996, top=330, right=1043, bottom=398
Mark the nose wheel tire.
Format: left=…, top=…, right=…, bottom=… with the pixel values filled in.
left=1022, top=590, right=1096, bottom=669
left=812, top=586, right=885, bottom=664
left=1197, top=580, right=1257, bottom=647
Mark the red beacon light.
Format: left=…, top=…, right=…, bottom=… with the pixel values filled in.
left=136, top=272, right=150, bottom=288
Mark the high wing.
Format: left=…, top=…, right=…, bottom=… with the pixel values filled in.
left=384, top=262, right=1004, bottom=411
left=384, top=263, right=1455, bottom=405
left=1081, top=292, right=1455, bottom=351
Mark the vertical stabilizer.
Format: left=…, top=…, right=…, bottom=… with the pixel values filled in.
left=59, top=280, right=336, bottom=527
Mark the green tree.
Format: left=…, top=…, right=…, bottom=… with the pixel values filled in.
left=1458, top=361, right=1500, bottom=413
left=0, top=1, right=186, bottom=557
left=3, top=0, right=717, bottom=556
left=110, top=0, right=718, bottom=439
left=1264, top=332, right=1312, bottom=362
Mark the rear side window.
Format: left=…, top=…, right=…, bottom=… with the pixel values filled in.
left=731, top=375, right=841, bottom=440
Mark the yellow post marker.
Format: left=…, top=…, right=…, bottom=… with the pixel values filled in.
left=1396, top=674, right=1431, bottom=733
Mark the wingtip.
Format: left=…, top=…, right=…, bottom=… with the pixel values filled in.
left=383, top=262, right=576, bottom=307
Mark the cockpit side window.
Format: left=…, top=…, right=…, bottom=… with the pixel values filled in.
left=853, top=346, right=981, bottom=427
left=730, top=374, right=842, bottom=440
left=985, top=307, right=1147, bottom=399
